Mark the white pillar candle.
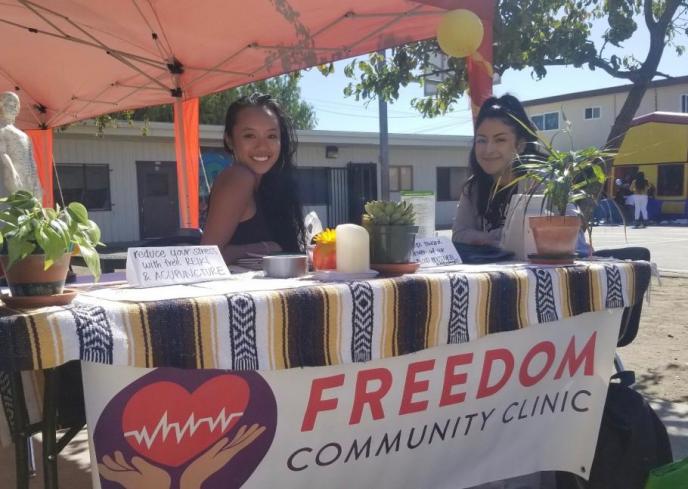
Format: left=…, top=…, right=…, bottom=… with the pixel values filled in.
left=335, top=224, right=370, bottom=273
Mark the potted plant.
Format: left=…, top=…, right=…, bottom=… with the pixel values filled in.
left=363, top=200, right=418, bottom=264
left=0, top=190, right=103, bottom=298
left=508, top=135, right=612, bottom=258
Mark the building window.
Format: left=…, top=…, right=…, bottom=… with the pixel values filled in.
left=436, top=167, right=468, bottom=201
left=532, top=112, right=559, bottom=131
left=681, top=94, right=688, bottom=113
left=584, top=107, right=601, bottom=120
left=389, top=165, right=413, bottom=192
left=297, top=167, right=329, bottom=205
left=54, top=164, right=111, bottom=211
left=657, top=164, right=685, bottom=197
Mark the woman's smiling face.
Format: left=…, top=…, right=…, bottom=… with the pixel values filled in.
left=226, top=106, right=281, bottom=175
left=474, top=117, right=525, bottom=182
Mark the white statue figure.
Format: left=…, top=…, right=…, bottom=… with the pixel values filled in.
left=0, top=92, right=43, bottom=201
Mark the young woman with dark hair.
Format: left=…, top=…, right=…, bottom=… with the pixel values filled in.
left=452, top=94, right=539, bottom=246
left=201, top=93, right=305, bottom=264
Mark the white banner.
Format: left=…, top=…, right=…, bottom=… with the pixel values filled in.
left=82, top=310, right=621, bottom=489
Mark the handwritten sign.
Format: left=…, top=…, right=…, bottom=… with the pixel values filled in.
left=411, top=236, right=461, bottom=268
left=126, top=246, right=230, bottom=288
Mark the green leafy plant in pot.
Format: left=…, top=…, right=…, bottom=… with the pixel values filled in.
left=508, top=137, right=612, bottom=257
left=0, top=190, right=103, bottom=297
left=363, top=200, right=418, bottom=264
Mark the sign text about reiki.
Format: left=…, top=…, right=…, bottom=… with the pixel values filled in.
left=412, top=236, right=461, bottom=268
left=126, top=246, right=230, bottom=288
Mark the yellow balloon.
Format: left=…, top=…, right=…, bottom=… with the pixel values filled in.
left=436, top=9, right=484, bottom=58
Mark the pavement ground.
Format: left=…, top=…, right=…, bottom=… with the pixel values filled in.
left=588, top=224, right=688, bottom=275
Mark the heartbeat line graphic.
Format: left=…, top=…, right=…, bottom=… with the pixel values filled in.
left=124, top=409, right=244, bottom=449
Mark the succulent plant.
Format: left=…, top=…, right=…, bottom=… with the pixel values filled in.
left=363, top=200, right=416, bottom=225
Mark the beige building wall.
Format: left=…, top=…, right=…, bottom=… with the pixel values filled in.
left=55, top=132, right=177, bottom=243
left=524, top=77, right=688, bottom=150
left=54, top=124, right=470, bottom=243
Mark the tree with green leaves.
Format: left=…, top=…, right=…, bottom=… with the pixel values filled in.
left=334, top=0, right=687, bottom=149
left=94, top=74, right=316, bottom=132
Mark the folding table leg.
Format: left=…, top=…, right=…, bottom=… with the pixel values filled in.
left=14, top=434, right=29, bottom=489
left=42, top=369, right=58, bottom=489
left=27, top=437, right=37, bottom=477
left=4, top=371, right=30, bottom=489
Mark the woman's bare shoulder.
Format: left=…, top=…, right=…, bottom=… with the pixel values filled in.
left=212, top=164, right=256, bottom=195
left=216, top=164, right=256, bottom=185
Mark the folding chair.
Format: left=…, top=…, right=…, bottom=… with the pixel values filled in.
left=2, top=361, right=85, bottom=489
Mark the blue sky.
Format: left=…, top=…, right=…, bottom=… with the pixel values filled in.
left=297, top=16, right=687, bottom=136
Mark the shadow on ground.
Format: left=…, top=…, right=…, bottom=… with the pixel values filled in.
left=648, top=397, right=688, bottom=461
left=634, top=363, right=688, bottom=403
left=0, top=429, right=92, bottom=489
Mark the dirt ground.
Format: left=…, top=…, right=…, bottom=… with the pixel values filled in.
left=620, top=276, right=688, bottom=402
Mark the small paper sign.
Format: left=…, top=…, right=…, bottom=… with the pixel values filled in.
left=126, top=246, right=230, bottom=288
left=411, top=236, right=462, bottom=268
left=401, top=191, right=436, bottom=238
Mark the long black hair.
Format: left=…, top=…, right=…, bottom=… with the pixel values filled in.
left=634, top=171, right=648, bottom=192
left=223, top=93, right=305, bottom=252
left=464, top=94, right=539, bottom=231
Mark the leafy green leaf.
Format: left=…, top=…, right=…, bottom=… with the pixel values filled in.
left=0, top=190, right=102, bottom=277
left=77, top=243, right=101, bottom=281
left=7, top=239, right=36, bottom=269
left=67, top=202, right=89, bottom=224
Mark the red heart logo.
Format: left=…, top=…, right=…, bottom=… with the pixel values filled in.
left=121, top=375, right=249, bottom=467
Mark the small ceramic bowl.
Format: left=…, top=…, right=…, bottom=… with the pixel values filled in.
left=263, top=254, right=308, bottom=278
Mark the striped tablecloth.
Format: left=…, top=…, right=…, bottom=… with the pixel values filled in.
left=0, top=261, right=651, bottom=373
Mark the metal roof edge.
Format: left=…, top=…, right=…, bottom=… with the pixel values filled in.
left=56, top=121, right=473, bottom=147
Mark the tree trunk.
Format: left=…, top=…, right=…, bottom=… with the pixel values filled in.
left=605, top=0, right=683, bottom=151
left=606, top=80, right=651, bottom=151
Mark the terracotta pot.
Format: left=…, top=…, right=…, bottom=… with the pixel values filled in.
left=0, top=253, right=71, bottom=297
left=528, top=216, right=581, bottom=256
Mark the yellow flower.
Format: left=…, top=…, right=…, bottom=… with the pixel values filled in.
left=314, top=228, right=336, bottom=244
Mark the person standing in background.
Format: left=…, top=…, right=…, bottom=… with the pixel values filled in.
left=631, top=172, right=649, bottom=228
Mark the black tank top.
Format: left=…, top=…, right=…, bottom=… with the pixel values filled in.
left=229, top=205, right=272, bottom=245
left=205, top=188, right=273, bottom=245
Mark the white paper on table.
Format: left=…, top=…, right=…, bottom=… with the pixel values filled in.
left=125, top=246, right=230, bottom=288
left=79, top=284, right=215, bottom=302
left=190, top=276, right=318, bottom=293
left=411, top=236, right=461, bottom=268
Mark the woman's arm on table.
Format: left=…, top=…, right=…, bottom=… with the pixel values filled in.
left=201, top=165, right=281, bottom=263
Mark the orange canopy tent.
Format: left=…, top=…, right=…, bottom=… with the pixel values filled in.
left=1, top=0, right=494, bottom=226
